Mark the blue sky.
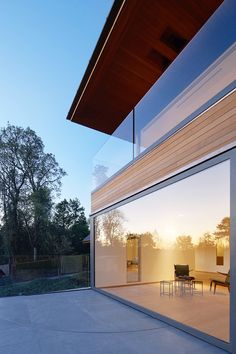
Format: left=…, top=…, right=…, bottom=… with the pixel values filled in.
left=0, top=0, right=113, bottom=215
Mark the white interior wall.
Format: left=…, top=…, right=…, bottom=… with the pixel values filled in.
left=95, top=239, right=126, bottom=287
left=140, top=234, right=195, bottom=282
left=195, top=246, right=230, bottom=273
left=95, top=236, right=230, bottom=287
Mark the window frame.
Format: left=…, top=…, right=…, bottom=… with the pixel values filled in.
left=90, top=147, right=236, bottom=352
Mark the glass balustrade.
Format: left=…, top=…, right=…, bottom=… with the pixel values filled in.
left=92, top=0, right=236, bottom=190
left=92, top=111, right=134, bottom=189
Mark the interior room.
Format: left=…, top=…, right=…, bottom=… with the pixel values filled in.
left=95, top=160, right=230, bottom=342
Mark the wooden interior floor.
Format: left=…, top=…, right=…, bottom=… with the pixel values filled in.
left=103, top=283, right=229, bottom=342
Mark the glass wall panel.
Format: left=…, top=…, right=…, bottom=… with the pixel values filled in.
left=135, top=0, right=236, bottom=155
left=92, top=1, right=235, bottom=186
left=92, top=111, right=133, bottom=189
left=95, top=160, right=230, bottom=341
left=0, top=254, right=90, bottom=297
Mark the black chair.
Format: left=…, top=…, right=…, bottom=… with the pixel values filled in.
left=210, top=271, right=230, bottom=294
left=174, top=264, right=195, bottom=281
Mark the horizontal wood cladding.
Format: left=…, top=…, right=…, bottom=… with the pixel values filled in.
left=91, top=91, right=236, bottom=213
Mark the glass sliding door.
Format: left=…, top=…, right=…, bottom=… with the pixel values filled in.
left=94, top=158, right=230, bottom=342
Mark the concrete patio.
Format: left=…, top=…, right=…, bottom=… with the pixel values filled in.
left=0, top=289, right=229, bottom=354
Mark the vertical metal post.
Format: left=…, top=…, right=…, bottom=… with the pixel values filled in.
left=230, top=151, right=236, bottom=352
left=132, top=108, right=135, bottom=160
left=90, top=216, right=95, bottom=288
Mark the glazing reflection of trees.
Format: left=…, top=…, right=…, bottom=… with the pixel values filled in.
left=147, top=230, right=164, bottom=249
left=95, top=211, right=230, bottom=251
left=93, top=164, right=109, bottom=187
left=175, top=235, right=194, bottom=250
left=96, top=210, right=125, bottom=246
left=198, top=232, right=216, bottom=248
left=214, top=217, right=230, bottom=245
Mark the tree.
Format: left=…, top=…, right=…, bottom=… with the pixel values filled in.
left=52, top=198, right=89, bottom=254
left=0, top=226, right=8, bottom=264
left=149, top=230, right=163, bottom=249
left=98, top=209, right=125, bottom=246
left=0, top=123, right=89, bottom=271
left=214, top=217, right=230, bottom=241
left=70, top=216, right=89, bottom=252
left=0, top=125, right=29, bottom=265
left=197, top=232, right=215, bottom=248
left=0, top=124, right=66, bottom=264
left=20, top=125, right=66, bottom=258
left=67, top=198, right=89, bottom=253
left=53, top=199, right=71, bottom=229
left=175, top=235, right=194, bottom=250
left=22, top=187, right=52, bottom=259
left=44, top=223, right=72, bottom=256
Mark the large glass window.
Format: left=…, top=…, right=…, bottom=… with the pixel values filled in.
left=95, top=160, right=230, bottom=342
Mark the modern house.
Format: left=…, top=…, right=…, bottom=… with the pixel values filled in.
left=67, top=0, right=236, bottom=352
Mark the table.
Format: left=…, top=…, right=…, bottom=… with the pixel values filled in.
left=160, top=280, right=174, bottom=297
left=174, top=279, right=193, bottom=296
left=192, top=280, right=203, bottom=295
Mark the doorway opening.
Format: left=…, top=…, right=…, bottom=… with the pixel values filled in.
left=127, top=235, right=140, bottom=283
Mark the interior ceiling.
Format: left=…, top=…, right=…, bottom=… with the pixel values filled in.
left=67, top=0, right=223, bottom=135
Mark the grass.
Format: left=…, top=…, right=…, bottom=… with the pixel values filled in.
left=0, top=272, right=90, bottom=297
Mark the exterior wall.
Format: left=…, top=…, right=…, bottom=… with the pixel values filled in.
left=92, top=90, right=236, bottom=213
